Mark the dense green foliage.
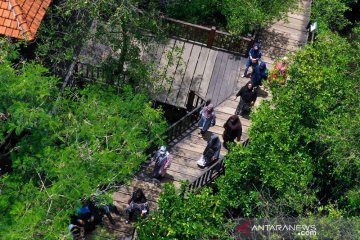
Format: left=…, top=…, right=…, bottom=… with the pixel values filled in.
left=139, top=1, right=359, bottom=238
left=219, top=30, right=360, bottom=217
left=1, top=0, right=359, bottom=239
left=138, top=184, right=230, bottom=239
left=163, top=0, right=224, bottom=28
left=311, top=0, right=357, bottom=32
left=36, top=0, right=164, bottom=88
left=164, top=0, right=298, bottom=34
left=0, top=59, right=166, bottom=239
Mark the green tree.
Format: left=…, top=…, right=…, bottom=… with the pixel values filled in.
left=222, top=0, right=298, bottom=35
left=218, top=29, right=360, bottom=217
left=311, top=0, right=357, bottom=32
left=36, top=0, right=164, bottom=89
left=137, top=184, right=231, bottom=239
left=140, top=1, right=360, bottom=237
left=164, top=0, right=298, bottom=34
left=0, top=59, right=166, bottom=239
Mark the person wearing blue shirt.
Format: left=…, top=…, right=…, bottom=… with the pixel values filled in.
left=242, top=43, right=262, bottom=77
left=251, top=61, right=268, bottom=87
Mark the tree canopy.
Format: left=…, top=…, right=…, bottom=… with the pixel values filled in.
left=0, top=58, right=166, bottom=238
left=218, top=29, right=360, bottom=217
left=1, top=0, right=359, bottom=239
left=36, top=0, right=165, bottom=89
left=163, top=0, right=298, bottom=34
left=138, top=0, right=360, bottom=238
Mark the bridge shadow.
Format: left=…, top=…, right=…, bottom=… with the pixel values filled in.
left=260, top=28, right=303, bottom=60
left=167, top=124, right=199, bottom=148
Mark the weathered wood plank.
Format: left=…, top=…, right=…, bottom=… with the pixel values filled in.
left=276, top=16, right=309, bottom=32
left=213, top=53, right=234, bottom=106
left=170, top=161, right=204, bottom=176
left=176, top=44, right=202, bottom=107
left=216, top=54, right=239, bottom=106
left=155, top=39, right=176, bottom=92
left=162, top=40, right=185, bottom=102
left=230, top=55, right=243, bottom=95
left=190, top=47, right=210, bottom=95
left=198, top=49, right=218, bottom=98
left=171, top=153, right=205, bottom=170
left=166, top=42, right=193, bottom=106
left=205, top=51, right=227, bottom=105
left=214, top=110, right=251, bottom=128
left=170, top=145, right=203, bottom=160
left=158, top=40, right=183, bottom=102
left=268, top=25, right=308, bottom=43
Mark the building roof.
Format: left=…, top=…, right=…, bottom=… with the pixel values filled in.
left=0, top=0, right=51, bottom=40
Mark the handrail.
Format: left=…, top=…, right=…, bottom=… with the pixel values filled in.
left=161, top=16, right=255, bottom=55
left=131, top=91, right=206, bottom=240
left=164, top=92, right=205, bottom=143
left=161, top=16, right=211, bottom=31
left=187, top=138, right=250, bottom=191
left=73, top=62, right=103, bottom=81
left=143, top=91, right=206, bottom=160
left=186, top=90, right=206, bottom=111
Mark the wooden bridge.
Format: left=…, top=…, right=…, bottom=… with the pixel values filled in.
left=92, top=0, right=312, bottom=238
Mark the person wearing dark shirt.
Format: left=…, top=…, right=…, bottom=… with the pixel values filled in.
left=125, top=188, right=149, bottom=223
left=242, top=43, right=262, bottom=77
left=198, top=134, right=222, bottom=167
left=251, top=61, right=268, bottom=87
left=235, top=82, right=257, bottom=116
left=222, top=115, right=242, bottom=150
left=69, top=215, right=85, bottom=239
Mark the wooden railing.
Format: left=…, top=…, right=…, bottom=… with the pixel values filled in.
left=75, top=62, right=103, bottom=80
left=187, top=138, right=250, bottom=191
left=186, top=90, right=206, bottom=111
left=72, top=62, right=104, bottom=83
left=164, top=91, right=205, bottom=143
left=69, top=66, right=207, bottom=153
left=139, top=91, right=206, bottom=165
left=161, top=16, right=255, bottom=55
left=60, top=61, right=103, bottom=90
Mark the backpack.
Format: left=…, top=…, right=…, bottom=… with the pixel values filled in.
left=154, top=152, right=167, bottom=168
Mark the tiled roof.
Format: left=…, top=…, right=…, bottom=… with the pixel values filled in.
left=0, top=0, right=51, bottom=40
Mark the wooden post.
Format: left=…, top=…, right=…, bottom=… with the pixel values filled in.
left=186, top=90, right=195, bottom=111
left=61, top=61, right=77, bottom=92
left=207, top=26, right=216, bottom=48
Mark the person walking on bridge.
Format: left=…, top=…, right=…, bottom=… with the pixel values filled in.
left=251, top=61, right=268, bottom=87
left=242, top=43, right=262, bottom=78
left=197, top=134, right=221, bottom=167
left=125, top=188, right=149, bottom=223
left=235, top=82, right=257, bottom=116
left=151, top=146, right=171, bottom=179
left=222, top=115, right=242, bottom=150
left=198, top=104, right=216, bottom=134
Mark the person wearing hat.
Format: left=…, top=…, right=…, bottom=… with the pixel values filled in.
left=251, top=61, right=268, bottom=87
left=151, top=146, right=171, bottom=179
left=242, top=43, right=262, bottom=78
left=198, top=104, right=216, bottom=134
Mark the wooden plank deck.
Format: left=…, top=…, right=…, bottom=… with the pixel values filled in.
left=104, top=1, right=311, bottom=238
left=149, top=40, right=245, bottom=108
